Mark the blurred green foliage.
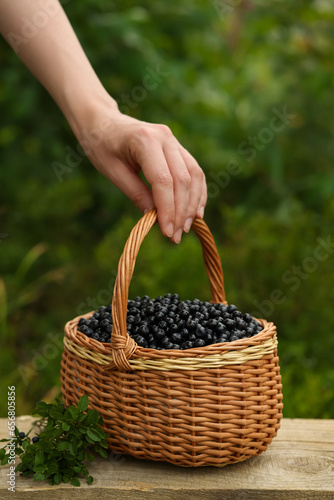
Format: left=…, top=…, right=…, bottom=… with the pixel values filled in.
left=0, top=0, right=333, bottom=418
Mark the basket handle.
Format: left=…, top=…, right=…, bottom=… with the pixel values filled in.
left=110, top=208, right=226, bottom=371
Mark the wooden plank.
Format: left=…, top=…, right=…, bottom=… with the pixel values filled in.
left=0, top=417, right=333, bottom=499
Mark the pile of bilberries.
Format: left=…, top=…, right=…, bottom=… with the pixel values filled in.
left=77, top=294, right=263, bottom=350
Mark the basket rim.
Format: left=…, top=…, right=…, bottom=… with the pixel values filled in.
left=64, top=309, right=277, bottom=363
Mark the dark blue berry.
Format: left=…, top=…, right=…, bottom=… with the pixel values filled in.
left=18, top=431, right=25, bottom=439
left=79, top=325, right=93, bottom=337
left=195, top=325, right=206, bottom=338
left=225, top=319, right=236, bottom=330
left=207, top=319, right=218, bottom=328
left=100, top=319, right=111, bottom=329
left=236, top=318, right=247, bottom=330
left=181, top=328, right=189, bottom=338
left=194, top=339, right=206, bottom=347
left=243, top=313, right=253, bottom=323
left=186, top=319, right=196, bottom=329
left=32, top=437, right=39, bottom=444
left=216, top=323, right=227, bottom=335
left=132, top=334, right=146, bottom=347
left=103, top=323, right=113, bottom=335
left=165, top=341, right=175, bottom=349
left=88, top=319, right=99, bottom=331
left=139, top=324, right=150, bottom=336
left=170, top=333, right=182, bottom=344
left=155, top=329, right=165, bottom=341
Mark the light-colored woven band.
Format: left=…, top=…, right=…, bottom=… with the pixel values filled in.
left=63, top=334, right=277, bottom=371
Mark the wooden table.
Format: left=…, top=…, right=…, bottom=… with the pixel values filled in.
left=0, top=416, right=333, bottom=499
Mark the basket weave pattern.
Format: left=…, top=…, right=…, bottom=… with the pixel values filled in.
left=61, top=209, right=283, bottom=467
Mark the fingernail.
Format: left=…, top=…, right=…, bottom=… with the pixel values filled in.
left=174, top=228, right=183, bottom=244
left=144, top=208, right=149, bottom=214
left=198, top=206, right=205, bottom=218
left=166, top=223, right=174, bottom=238
left=183, top=217, right=193, bottom=233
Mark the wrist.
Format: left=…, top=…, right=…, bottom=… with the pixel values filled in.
left=61, top=85, right=121, bottom=140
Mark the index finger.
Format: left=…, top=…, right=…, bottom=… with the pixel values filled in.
left=135, top=142, right=175, bottom=238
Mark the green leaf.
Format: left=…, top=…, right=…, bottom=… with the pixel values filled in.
left=76, top=451, right=85, bottom=461
left=98, top=448, right=109, bottom=459
left=86, top=429, right=101, bottom=442
left=33, top=401, right=50, bottom=417
left=95, top=426, right=107, bottom=439
left=70, top=477, right=80, bottom=487
left=22, top=440, right=29, bottom=451
left=54, top=473, right=62, bottom=485
left=33, top=464, right=45, bottom=472
left=35, top=450, right=44, bottom=466
left=67, top=406, right=79, bottom=420
left=85, top=434, right=95, bottom=445
left=63, top=474, right=70, bottom=483
left=68, top=442, right=77, bottom=456
left=49, top=408, right=65, bottom=421
left=34, top=471, right=45, bottom=481
left=53, top=428, right=64, bottom=438
left=47, top=463, right=58, bottom=475
left=57, top=441, right=69, bottom=451
left=77, top=395, right=89, bottom=413
left=0, top=449, right=6, bottom=459
left=86, top=475, right=94, bottom=485
left=62, top=422, right=70, bottom=432
left=1, top=456, right=9, bottom=466
left=86, top=410, right=99, bottom=426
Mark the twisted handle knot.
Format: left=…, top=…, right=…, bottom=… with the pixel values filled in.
left=103, top=333, right=137, bottom=372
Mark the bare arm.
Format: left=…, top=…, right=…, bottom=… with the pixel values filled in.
left=0, top=0, right=207, bottom=243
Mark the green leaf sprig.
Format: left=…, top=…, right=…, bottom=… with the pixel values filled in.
left=0, top=395, right=109, bottom=487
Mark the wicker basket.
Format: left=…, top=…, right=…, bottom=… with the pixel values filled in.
left=61, top=208, right=283, bottom=467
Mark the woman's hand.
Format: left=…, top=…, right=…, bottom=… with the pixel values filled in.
left=74, top=107, right=207, bottom=243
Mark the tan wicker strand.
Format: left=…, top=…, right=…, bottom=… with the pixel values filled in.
left=63, top=334, right=277, bottom=370
left=61, top=209, right=283, bottom=467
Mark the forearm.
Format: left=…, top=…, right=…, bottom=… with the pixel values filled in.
left=0, top=0, right=119, bottom=135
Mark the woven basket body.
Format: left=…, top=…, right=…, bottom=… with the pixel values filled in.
left=61, top=209, right=283, bottom=467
